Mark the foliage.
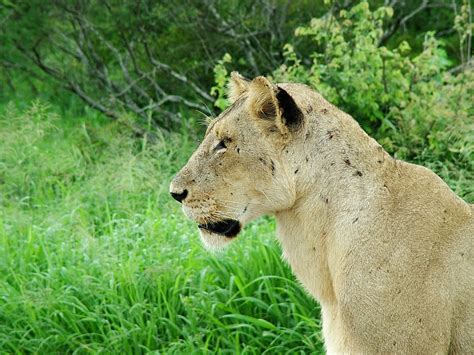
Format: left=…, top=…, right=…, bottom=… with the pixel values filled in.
left=0, top=0, right=325, bottom=130
left=453, top=0, right=474, bottom=65
left=211, top=53, right=233, bottom=111
left=1, top=0, right=470, bottom=131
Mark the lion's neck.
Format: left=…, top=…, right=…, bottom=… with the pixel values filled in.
left=275, top=113, right=390, bottom=304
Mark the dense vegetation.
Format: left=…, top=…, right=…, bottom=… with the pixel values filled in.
left=0, top=0, right=472, bottom=353
left=1, top=0, right=471, bottom=130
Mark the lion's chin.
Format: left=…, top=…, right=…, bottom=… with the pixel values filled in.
left=199, top=229, right=236, bottom=251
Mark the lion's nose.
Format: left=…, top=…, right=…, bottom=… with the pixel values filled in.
left=170, top=189, right=188, bottom=203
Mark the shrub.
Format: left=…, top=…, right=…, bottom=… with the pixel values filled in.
left=212, top=1, right=473, bottom=200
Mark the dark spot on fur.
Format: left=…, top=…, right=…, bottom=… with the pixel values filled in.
left=270, top=160, right=275, bottom=175
left=418, top=318, right=422, bottom=323
left=393, top=341, right=397, bottom=346
left=397, top=289, right=401, bottom=294
left=305, top=132, right=311, bottom=141
left=321, top=108, right=329, bottom=114
left=377, top=159, right=382, bottom=163
left=191, top=179, right=196, bottom=183
left=285, top=150, right=289, bottom=154
left=330, top=162, right=335, bottom=166
left=312, top=247, right=316, bottom=251
left=326, top=128, right=339, bottom=139
left=230, top=192, right=233, bottom=196
left=325, top=198, right=329, bottom=204
left=276, top=86, right=303, bottom=128
left=305, top=156, right=309, bottom=162
left=354, top=171, right=363, bottom=177
left=237, top=147, right=240, bottom=154
left=352, top=217, right=359, bottom=223
left=460, top=252, right=464, bottom=257
left=306, top=106, right=313, bottom=114
left=344, top=159, right=351, bottom=166
left=294, top=168, right=299, bottom=174
left=443, top=209, right=447, bottom=213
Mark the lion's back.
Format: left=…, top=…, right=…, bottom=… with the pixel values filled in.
left=446, top=204, right=474, bottom=354
left=388, top=161, right=474, bottom=353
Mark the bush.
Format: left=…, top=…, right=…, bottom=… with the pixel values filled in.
left=213, top=1, right=473, bottom=201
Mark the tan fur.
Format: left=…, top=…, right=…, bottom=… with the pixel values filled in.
left=228, top=71, right=250, bottom=104
left=170, top=74, right=474, bottom=354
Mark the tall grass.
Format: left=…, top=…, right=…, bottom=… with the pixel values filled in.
left=0, top=102, right=322, bottom=353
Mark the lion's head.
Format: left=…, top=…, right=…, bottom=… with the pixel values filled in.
left=170, top=73, right=307, bottom=249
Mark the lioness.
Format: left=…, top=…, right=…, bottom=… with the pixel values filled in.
left=170, top=73, right=473, bottom=354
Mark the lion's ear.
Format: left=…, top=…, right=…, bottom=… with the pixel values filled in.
left=247, top=76, right=288, bottom=136
left=247, top=76, right=281, bottom=121
left=228, top=71, right=250, bottom=103
left=247, top=76, right=303, bottom=136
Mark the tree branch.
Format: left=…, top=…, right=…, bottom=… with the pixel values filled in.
left=379, top=0, right=430, bottom=46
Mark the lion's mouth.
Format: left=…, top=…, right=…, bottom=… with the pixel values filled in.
left=198, top=219, right=241, bottom=238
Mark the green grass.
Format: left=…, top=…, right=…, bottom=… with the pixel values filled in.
left=0, top=102, right=322, bottom=354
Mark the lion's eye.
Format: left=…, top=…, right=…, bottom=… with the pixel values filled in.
left=214, top=140, right=227, bottom=151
